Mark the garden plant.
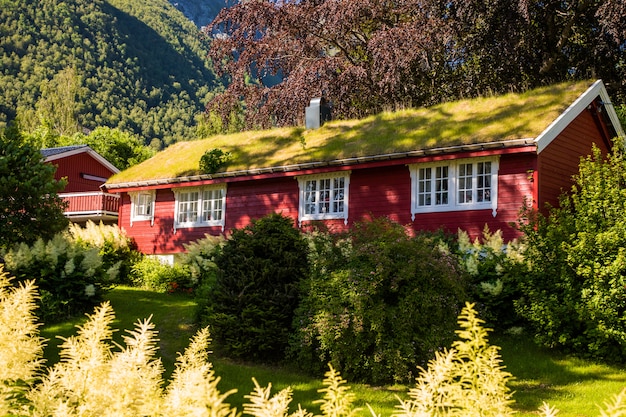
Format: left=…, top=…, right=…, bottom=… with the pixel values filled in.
left=2, top=266, right=626, bottom=416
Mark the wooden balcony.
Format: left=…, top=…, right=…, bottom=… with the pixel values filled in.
left=59, top=192, right=120, bottom=224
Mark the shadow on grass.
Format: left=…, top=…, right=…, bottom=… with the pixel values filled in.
left=496, top=334, right=626, bottom=416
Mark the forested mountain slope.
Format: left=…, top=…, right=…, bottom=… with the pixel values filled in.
left=169, top=0, right=228, bottom=28
left=0, top=0, right=220, bottom=147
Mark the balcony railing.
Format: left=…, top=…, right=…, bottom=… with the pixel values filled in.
left=59, top=192, right=120, bottom=222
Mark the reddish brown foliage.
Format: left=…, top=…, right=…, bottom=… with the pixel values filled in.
left=206, top=0, right=626, bottom=130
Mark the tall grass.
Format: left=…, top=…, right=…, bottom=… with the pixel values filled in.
left=40, top=286, right=626, bottom=416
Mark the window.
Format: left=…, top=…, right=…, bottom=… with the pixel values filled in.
left=173, top=185, right=226, bottom=231
left=297, top=172, right=350, bottom=224
left=409, top=158, right=498, bottom=218
left=129, top=190, right=155, bottom=225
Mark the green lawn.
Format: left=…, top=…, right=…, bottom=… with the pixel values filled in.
left=41, top=286, right=626, bottom=417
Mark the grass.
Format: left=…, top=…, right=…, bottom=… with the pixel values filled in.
left=107, top=80, right=593, bottom=185
left=41, top=287, right=198, bottom=380
left=41, top=286, right=626, bottom=417
left=497, top=335, right=626, bottom=416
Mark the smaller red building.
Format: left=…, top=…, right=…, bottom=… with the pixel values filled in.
left=42, top=145, right=120, bottom=224
left=104, top=80, right=624, bottom=258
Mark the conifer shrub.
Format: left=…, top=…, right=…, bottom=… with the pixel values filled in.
left=290, top=217, right=467, bottom=384
left=197, top=212, right=309, bottom=362
left=2, top=234, right=115, bottom=322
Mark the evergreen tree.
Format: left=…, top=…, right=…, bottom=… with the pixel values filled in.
left=0, top=123, right=68, bottom=248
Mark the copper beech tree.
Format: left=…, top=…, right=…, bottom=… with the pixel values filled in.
left=206, top=0, right=626, bottom=130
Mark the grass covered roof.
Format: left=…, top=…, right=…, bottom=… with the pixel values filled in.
left=107, top=80, right=593, bottom=186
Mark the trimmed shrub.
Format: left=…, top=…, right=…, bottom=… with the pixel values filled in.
left=290, top=217, right=467, bottom=384
left=197, top=212, right=309, bottom=362
left=2, top=234, right=115, bottom=322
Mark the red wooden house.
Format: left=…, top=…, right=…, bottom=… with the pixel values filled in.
left=103, top=80, right=624, bottom=258
left=42, top=145, right=120, bottom=224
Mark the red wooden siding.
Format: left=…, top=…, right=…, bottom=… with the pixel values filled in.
left=61, top=192, right=120, bottom=214
left=226, top=177, right=300, bottom=230
left=537, top=108, right=612, bottom=211
left=51, top=152, right=117, bottom=193
left=122, top=152, right=538, bottom=254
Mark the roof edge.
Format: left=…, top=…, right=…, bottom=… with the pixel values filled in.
left=44, top=146, right=120, bottom=174
left=535, top=80, right=626, bottom=153
left=104, top=138, right=535, bottom=190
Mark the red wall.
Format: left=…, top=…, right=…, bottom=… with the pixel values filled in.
left=537, top=108, right=612, bottom=211
left=122, top=152, right=537, bottom=254
left=51, top=152, right=117, bottom=193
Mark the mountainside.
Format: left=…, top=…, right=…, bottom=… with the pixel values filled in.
left=0, top=0, right=221, bottom=147
left=169, top=0, right=230, bottom=28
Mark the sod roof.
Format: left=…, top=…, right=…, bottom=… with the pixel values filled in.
left=106, top=80, right=594, bottom=187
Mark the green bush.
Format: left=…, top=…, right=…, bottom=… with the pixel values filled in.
left=515, top=145, right=626, bottom=361
left=455, top=226, right=527, bottom=331
left=197, top=213, right=309, bottom=362
left=180, top=234, right=225, bottom=320
left=199, top=148, right=232, bottom=174
left=2, top=234, right=115, bottom=322
left=180, top=234, right=225, bottom=288
left=290, top=217, right=467, bottom=384
left=129, top=257, right=192, bottom=293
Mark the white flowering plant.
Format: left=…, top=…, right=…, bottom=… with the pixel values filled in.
left=68, top=220, right=141, bottom=285
left=455, top=226, right=526, bottom=331
left=2, top=233, right=114, bottom=322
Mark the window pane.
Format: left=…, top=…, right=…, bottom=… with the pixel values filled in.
left=302, top=175, right=348, bottom=217
left=178, top=192, right=199, bottom=223
left=458, top=163, right=473, bottom=204
left=418, top=167, right=432, bottom=206
left=319, top=179, right=331, bottom=214
left=201, top=189, right=224, bottom=222
left=135, top=193, right=152, bottom=216
left=435, top=166, right=448, bottom=205
left=305, top=180, right=317, bottom=214
left=476, top=162, right=491, bottom=202
left=332, top=177, right=345, bottom=214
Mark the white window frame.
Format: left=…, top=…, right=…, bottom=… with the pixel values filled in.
left=173, top=185, right=226, bottom=232
left=296, top=171, right=350, bottom=225
left=408, top=157, right=499, bottom=219
left=129, top=190, right=155, bottom=226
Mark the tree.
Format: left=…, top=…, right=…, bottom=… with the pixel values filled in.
left=34, top=66, right=83, bottom=136
left=516, top=144, right=626, bottom=361
left=0, top=123, right=68, bottom=248
left=197, top=213, right=309, bottom=362
left=70, top=127, right=155, bottom=170
left=206, top=0, right=626, bottom=129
